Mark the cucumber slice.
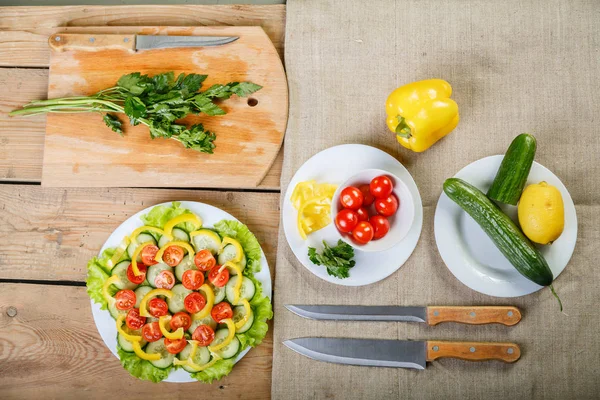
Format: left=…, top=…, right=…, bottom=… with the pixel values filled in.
left=217, top=245, right=246, bottom=269
left=108, top=300, right=127, bottom=319
left=112, top=261, right=137, bottom=290
left=158, top=228, right=189, bottom=248
left=168, top=284, right=192, bottom=313
left=212, top=329, right=240, bottom=359
left=212, top=284, right=226, bottom=303
left=178, top=343, right=211, bottom=373
left=191, top=230, right=222, bottom=255
left=145, top=340, right=175, bottom=369
left=189, top=315, right=217, bottom=334
left=225, top=276, right=256, bottom=304
left=117, top=332, right=147, bottom=352
left=127, top=233, right=157, bottom=261
left=174, top=255, right=197, bottom=281
left=146, top=263, right=171, bottom=288
left=134, top=286, right=153, bottom=308
left=233, top=304, right=255, bottom=333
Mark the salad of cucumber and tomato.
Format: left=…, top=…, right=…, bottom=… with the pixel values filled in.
left=86, top=202, right=273, bottom=383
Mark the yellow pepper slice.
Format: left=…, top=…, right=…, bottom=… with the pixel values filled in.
left=189, top=229, right=222, bottom=253
left=192, top=284, right=215, bottom=320
left=208, top=318, right=235, bottom=352
left=132, top=341, right=161, bottom=361
left=296, top=195, right=332, bottom=240
left=129, top=226, right=169, bottom=244
left=107, top=237, right=131, bottom=270
left=223, top=262, right=243, bottom=304
left=235, top=299, right=252, bottom=330
left=218, top=237, right=244, bottom=263
left=116, top=314, right=143, bottom=342
left=139, top=288, right=173, bottom=317
left=173, top=341, right=222, bottom=371
left=154, top=241, right=196, bottom=263
left=102, top=275, right=121, bottom=305
left=158, top=316, right=184, bottom=340
left=163, top=214, right=202, bottom=236
left=130, top=241, right=154, bottom=276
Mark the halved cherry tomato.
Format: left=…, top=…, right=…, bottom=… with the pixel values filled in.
left=184, top=292, right=207, bottom=314
left=356, top=207, right=369, bottom=222
left=335, top=209, right=359, bottom=233
left=127, top=263, right=147, bottom=284
left=352, top=221, right=374, bottom=245
left=164, top=337, right=187, bottom=354
left=369, top=215, right=390, bottom=240
left=182, top=269, right=204, bottom=290
left=154, top=270, right=175, bottom=289
left=375, top=194, right=399, bottom=217
left=194, top=249, right=216, bottom=271
left=359, top=184, right=375, bottom=206
left=370, top=175, right=394, bottom=199
left=142, top=321, right=163, bottom=342
left=211, top=302, right=233, bottom=323
left=115, top=289, right=136, bottom=311
left=192, top=324, right=215, bottom=346
left=208, top=265, right=230, bottom=288
left=147, top=297, right=169, bottom=318
left=340, top=186, right=364, bottom=210
left=125, top=308, right=146, bottom=330
left=170, top=312, right=192, bottom=331
left=141, top=244, right=159, bottom=266
left=163, top=245, right=184, bottom=267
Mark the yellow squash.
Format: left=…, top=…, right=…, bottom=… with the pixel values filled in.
left=518, top=181, right=564, bottom=244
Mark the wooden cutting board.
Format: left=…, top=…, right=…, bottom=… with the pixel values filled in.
left=41, top=26, right=287, bottom=188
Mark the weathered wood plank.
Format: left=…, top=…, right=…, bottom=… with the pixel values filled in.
left=0, top=185, right=280, bottom=282
left=0, top=283, right=272, bottom=399
left=0, top=5, right=285, bottom=67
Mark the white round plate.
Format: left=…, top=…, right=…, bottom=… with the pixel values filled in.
left=434, top=155, right=577, bottom=297
left=91, top=201, right=272, bottom=383
left=282, top=144, right=423, bottom=286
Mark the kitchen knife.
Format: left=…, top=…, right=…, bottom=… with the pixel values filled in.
left=49, top=33, right=239, bottom=52
left=284, top=338, right=521, bottom=369
left=285, top=305, right=521, bottom=326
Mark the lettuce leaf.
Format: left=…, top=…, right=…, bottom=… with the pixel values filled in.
left=213, top=219, right=263, bottom=274
left=117, top=345, right=172, bottom=383
left=236, top=276, right=273, bottom=349
left=86, top=248, right=116, bottom=310
left=190, top=358, right=235, bottom=383
left=141, top=201, right=200, bottom=232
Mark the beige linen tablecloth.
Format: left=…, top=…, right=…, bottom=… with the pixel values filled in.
left=272, top=1, right=600, bottom=398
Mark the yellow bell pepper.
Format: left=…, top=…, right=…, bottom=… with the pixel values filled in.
left=158, top=316, right=184, bottom=340
left=139, top=288, right=173, bottom=317
left=219, top=237, right=244, bottom=263
left=208, top=318, right=235, bottom=352
left=234, top=299, right=252, bottom=331
left=131, top=241, right=154, bottom=276
left=102, top=275, right=121, bottom=306
left=386, top=79, right=459, bottom=152
left=129, top=226, right=169, bottom=244
left=291, top=181, right=337, bottom=240
left=222, top=262, right=243, bottom=304
left=192, top=284, right=215, bottom=320
left=173, top=340, right=222, bottom=371
left=132, top=341, right=161, bottom=361
left=163, top=214, right=202, bottom=236
left=116, top=314, right=142, bottom=342
left=107, top=237, right=130, bottom=269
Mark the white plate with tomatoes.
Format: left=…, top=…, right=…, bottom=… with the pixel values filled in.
left=282, top=144, right=423, bottom=286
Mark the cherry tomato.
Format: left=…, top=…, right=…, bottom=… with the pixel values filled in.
left=335, top=209, right=359, bottom=233
left=164, top=338, right=187, bottom=354
left=194, top=249, right=216, bottom=271
left=127, top=263, right=147, bottom=284
left=140, top=244, right=159, bottom=266
left=182, top=269, right=204, bottom=290
left=184, top=292, right=207, bottom=314
left=359, top=184, right=375, bottom=206
left=208, top=265, right=230, bottom=288
left=369, top=215, right=390, bottom=240
left=356, top=207, right=369, bottom=222
left=352, top=221, right=374, bottom=245
left=125, top=308, right=146, bottom=330
left=162, top=245, right=184, bottom=267
left=211, top=302, right=233, bottom=323
left=170, top=312, right=192, bottom=331
left=340, top=186, right=364, bottom=210
left=115, top=289, right=136, bottom=311
left=147, top=297, right=169, bottom=318
left=142, top=322, right=163, bottom=342
left=370, top=175, right=394, bottom=199
left=375, top=194, right=399, bottom=217
left=192, top=324, right=215, bottom=346
left=154, top=270, right=175, bottom=289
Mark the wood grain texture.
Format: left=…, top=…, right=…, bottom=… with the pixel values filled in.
left=42, top=27, right=287, bottom=188
left=0, top=185, right=279, bottom=282
left=0, top=283, right=272, bottom=399
left=426, top=306, right=522, bottom=326
left=0, top=5, right=285, bottom=67
left=426, top=341, right=521, bottom=363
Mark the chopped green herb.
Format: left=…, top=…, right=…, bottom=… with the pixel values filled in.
left=308, top=240, right=356, bottom=279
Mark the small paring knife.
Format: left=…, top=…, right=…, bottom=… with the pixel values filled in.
left=49, top=33, right=239, bottom=52
left=284, top=338, right=521, bottom=369
left=285, top=305, right=522, bottom=326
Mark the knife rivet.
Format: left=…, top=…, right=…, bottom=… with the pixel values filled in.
left=470, top=311, right=476, bottom=317
left=433, top=310, right=439, bottom=316
left=470, top=347, right=476, bottom=353
left=508, top=348, right=514, bottom=354
left=507, top=311, right=513, bottom=317
left=124, top=37, right=130, bottom=43
left=89, top=37, right=95, bottom=43
left=432, top=346, right=439, bottom=352
left=55, top=36, right=61, bottom=42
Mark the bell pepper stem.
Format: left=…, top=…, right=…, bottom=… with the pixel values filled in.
left=395, top=115, right=412, bottom=139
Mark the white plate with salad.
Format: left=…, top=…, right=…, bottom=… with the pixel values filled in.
left=86, top=201, right=273, bottom=383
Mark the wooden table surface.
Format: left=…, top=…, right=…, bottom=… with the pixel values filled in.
left=0, top=5, right=285, bottom=399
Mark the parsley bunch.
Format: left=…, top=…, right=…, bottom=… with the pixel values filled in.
left=308, top=240, right=356, bottom=279
left=10, top=72, right=262, bottom=154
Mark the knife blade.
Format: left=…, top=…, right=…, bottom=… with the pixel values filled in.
left=285, top=304, right=521, bottom=326
left=135, top=35, right=239, bottom=50
left=283, top=338, right=521, bottom=369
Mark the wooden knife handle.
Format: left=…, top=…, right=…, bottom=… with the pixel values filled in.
left=426, top=341, right=521, bottom=363
left=49, top=33, right=136, bottom=52
left=426, top=306, right=521, bottom=326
